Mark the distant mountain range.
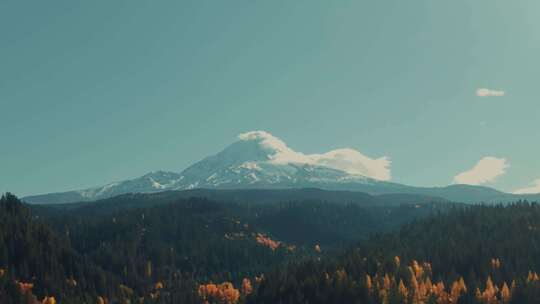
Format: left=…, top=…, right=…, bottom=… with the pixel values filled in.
left=23, top=131, right=540, bottom=204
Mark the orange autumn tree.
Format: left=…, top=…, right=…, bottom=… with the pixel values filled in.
left=365, top=274, right=373, bottom=294
left=198, top=282, right=240, bottom=304
left=477, top=276, right=498, bottom=304
left=255, top=233, right=281, bottom=251
left=363, top=259, right=475, bottom=304
left=41, top=296, right=56, bottom=304
left=398, top=279, right=408, bottom=299
left=500, top=282, right=511, bottom=303
left=526, top=271, right=540, bottom=283
left=450, top=277, right=467, bottom=301
left=476, top=276, right=515, bottom=304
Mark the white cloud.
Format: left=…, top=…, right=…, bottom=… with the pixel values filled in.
left=513, top=179, right=540, bottom=194
left=476, top=88, right=505, bottom=97
left=238, top=131, right=391, bottom=181
left=311, top=149, right=391, bottom=181
left=453, top=156, right=509, bottom=185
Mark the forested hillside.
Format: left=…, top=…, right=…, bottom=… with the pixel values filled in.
left=0, top=193, right=124, bottom=304
left=5, top=191, right=540, bottom=303
left=1, top=192, right=445, bottom=303
left=249, top=203, right=540, bottom=304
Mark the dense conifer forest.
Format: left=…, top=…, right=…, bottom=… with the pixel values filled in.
left=249, top=203, right=540, bottom=304
left=2, top=191, right=540, bottom=303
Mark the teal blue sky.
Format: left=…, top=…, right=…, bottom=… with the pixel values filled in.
left=2, top=0, right=540, bottom=196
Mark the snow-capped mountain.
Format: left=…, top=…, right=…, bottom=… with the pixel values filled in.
left=175, top=130, right=387, bottom=189
left=22, top=131, right=540, bottom=204
left=24, top=131, right=394, bottom=204
left=78, top=171, right=184, bottom=199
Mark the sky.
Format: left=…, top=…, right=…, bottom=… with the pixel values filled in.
left=1, top=0, right=540, bottom=196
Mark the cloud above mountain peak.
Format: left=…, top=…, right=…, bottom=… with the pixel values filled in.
left=238, top=131, right=391, bottom=180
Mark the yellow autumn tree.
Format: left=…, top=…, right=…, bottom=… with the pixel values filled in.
left=398, top=279, right=408, bottom=299
left=500, top=282, right=511, bottom=303
left=413, top=278, right=430, bottom=303
left=477, top=276, right=498, bottom=304
left=459, top=277, right=467, bottom=293
left=365, top=274, right=373, bottom=293
left=450, top=277, right=467, bottom=302
left=431, top=281, right=449, bottom=303
left=154, top=281, right=164, bottom=290
left=42, top=296, right=56, bottom=304
left=383, top=274, right=392, bottom=291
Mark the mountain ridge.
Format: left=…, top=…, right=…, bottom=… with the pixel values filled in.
left=22, top=131, right=540, bottom=204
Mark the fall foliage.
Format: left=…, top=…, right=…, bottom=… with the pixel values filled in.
left=198, top=282, right=241, bottom=304
left=246, top=255, right=540, bottom=304
left=16, top=281, right=34, bottom=294
left=6, top=193, right=540, bottom=303
left=255, top=233, right=281, bottom=251
left=41, top=296, right=56, bottom=304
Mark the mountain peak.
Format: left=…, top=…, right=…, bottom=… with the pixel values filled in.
left=238, top=130, right=279, bottom=143
left=237, top=130, right=306, bottom=164
left=237, top=130, right=296, bottom=156
left=234, top=131, right=390, bottom=179
left=23, top=131, right=393, bottom=204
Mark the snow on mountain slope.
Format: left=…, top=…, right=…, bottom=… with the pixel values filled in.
left=27, top=130, right=540, bottom=205
left=172, top=130, right=386, bottom=189
left=24, top=131, right=390, bottom=203
left=77, top=171, right=184, bottom=199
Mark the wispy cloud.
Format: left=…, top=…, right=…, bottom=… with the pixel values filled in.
left=513, top=179, right=540, bottom=194
left=476, top=88, right=505, bottom=97
left=453, top=156, right=509, bottom=185
left=238, top=131, right=391, bottom=181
